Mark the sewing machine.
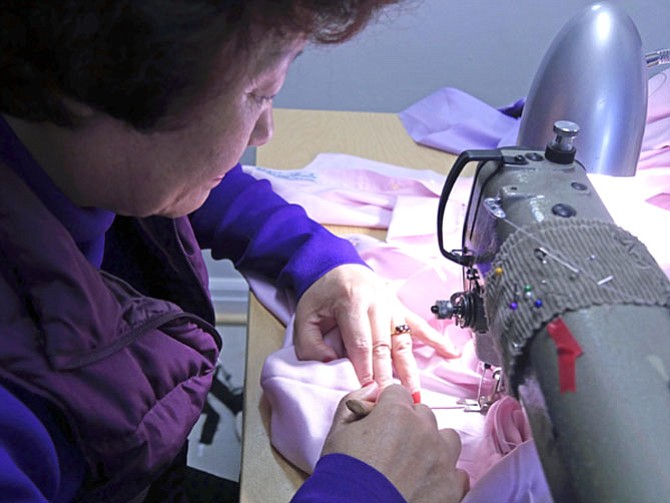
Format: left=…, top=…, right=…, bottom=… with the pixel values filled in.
left=434, top=123, right=670, bottom=501
left=433, top=3, right=670, bottom=501
left=433, top=4, right=670, bottom=502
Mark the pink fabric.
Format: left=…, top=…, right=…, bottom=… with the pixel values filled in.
left=463, top=440, right=553, bottom=503
left=398, top=87, right=521, bottom=153
left=588, top=168, right=670, bottom=275
left=638, top=70, right=670, bottom=170
left=244, top=155, right=446, bottom=229
left=398, top=67, right=670, bottom=174
left=253, top=232, right=547, bottom=498
left=248, top=74, right=670, bottom=499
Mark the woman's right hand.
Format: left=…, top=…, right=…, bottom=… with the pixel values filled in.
left=322, top=384, right=470, bottom=503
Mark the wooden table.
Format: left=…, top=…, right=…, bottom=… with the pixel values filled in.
left=239, top=108, right=457, bottom=502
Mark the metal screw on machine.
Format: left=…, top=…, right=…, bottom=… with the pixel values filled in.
left=545, top=120, right=580, bottom=164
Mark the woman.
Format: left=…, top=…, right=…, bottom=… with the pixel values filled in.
left=0, top=1, right=468, bottom=501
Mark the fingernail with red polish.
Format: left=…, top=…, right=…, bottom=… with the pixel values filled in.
left=361, top=381, right=375, bottom=388
left=412, top=391, right=422, bottom=404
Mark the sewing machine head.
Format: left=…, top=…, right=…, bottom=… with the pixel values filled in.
left=432, top=0, right=651, bottom=383
left=433, top=121, right=613, bottom=375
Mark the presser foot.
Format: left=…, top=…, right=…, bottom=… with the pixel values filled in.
left=457, top=364, right=505, bottom=414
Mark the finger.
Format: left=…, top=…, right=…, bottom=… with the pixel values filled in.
left=293, top=319, right=339, bottom=363
left=372, top=338, right=394, bottom=389
left=412, top=402, right=438, bottom=428
left=337, top=306, right=375, bottom=386
left=331, top=383, right=379, bottom=426
left=375, top=383, right=414, bottom=409
left=404, top=310, right=461, bottom=358
left=345, top=399, right=375, bottom=419
left=456, top=468, right=471, bottom=496
left=390, top=326, right=420, bottom=400
left=439, top=427, right=463, bottom=463
left=370, top=305, right=394, bottom=388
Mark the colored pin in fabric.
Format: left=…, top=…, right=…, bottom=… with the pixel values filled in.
left=523, top=284, right=533, bottom=299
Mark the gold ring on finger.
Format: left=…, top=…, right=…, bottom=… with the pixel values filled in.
left=392, top=324, right=411, bottom=336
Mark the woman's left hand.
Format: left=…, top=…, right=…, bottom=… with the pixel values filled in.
left=293, top=264, right=459, bottom=395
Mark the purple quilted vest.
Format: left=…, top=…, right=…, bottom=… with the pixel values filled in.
left=0, top=163, right=221, bottom=501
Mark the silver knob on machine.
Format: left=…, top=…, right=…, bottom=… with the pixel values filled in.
left=546, top=120, right=580, bottom=164
left=551, top=120, right=580, bottom=151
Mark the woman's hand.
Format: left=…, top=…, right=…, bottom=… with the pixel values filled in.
left=322, top=384, right=469, bottom=503
left=293, top=264, right=458, bottom=394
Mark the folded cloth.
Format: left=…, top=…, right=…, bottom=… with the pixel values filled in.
left=247, top=137, right=670, bottom=501
left=398, top=87, right=522, bottom=153
left=399, top=67, right=670, bottom=175
left=253, top=234, right=540, bottom=493
left=244, top=154, right=447, bottom=229
left=243, top=156, right=540, bottom=496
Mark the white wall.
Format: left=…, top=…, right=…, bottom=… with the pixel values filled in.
left=276, top=0, right=670, bottom=112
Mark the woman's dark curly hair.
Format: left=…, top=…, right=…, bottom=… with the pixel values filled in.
left=0, top=0, right=400, bottom=131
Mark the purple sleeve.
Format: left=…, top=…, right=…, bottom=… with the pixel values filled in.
left=291, top=454, right=407, bottom=503
left=0, top=384, right=60, bottom=502
left=189, top=164, right=367, bottom=298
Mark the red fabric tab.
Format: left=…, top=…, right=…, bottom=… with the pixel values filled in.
left=546, top=318, right=583, bottom=393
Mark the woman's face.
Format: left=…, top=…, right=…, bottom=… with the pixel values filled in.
left=60, top=36, right=306, bottom=217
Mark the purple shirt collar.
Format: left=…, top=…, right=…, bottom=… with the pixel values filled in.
left=0, top=115, right=115, bottom=267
